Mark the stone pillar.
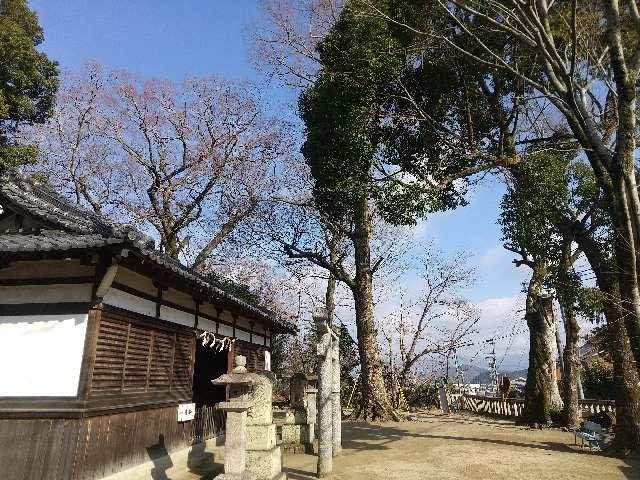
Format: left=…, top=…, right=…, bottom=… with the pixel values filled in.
left=212, top=355, right=256, bottom=480
left=331, top=329, right=342, bottom=456
left=223, top=406, right=252, bottom=479
left=314, top=309, right=333, bottom=477
left=245, top=372, right=286, bottom=480
left=438, top=386, right=449, bottom=414
left=305, top=387, right=317, bottom=448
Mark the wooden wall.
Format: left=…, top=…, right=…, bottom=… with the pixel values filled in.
left=88, top=306, right=194, bottom=409
left=0, top=405, right=195, bottom=480
left=234, top=339, right=267, bottom=372
left=0, top=265, right=276, bottom=479
left=0, top=305, right=271, bottom=480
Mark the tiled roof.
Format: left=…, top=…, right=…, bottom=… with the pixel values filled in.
left=0, top=230, right=125, bottom=252
left=0, top=170, right=295, bottom=334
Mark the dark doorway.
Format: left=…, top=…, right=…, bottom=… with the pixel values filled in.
left=191, top=338, right=229, bottom=444
left=192, top=339, right=228, bottom=406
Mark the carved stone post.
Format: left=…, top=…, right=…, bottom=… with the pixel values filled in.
left=245, top=371, right=286, bottom=480
left=305, top=386, right=317, bottom=448
left=331, top=329, right=341, bottom=456
left=314, top=309, right=332, bottom=477
left=212, top=355, right=256, bottom=480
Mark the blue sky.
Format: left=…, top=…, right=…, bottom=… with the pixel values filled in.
left=30, top=0, right=534, bottom=370
left=30, top=1, right=260, bottom=81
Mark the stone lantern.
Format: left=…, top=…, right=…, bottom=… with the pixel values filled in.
left=212, top=355, right=257, bottom=480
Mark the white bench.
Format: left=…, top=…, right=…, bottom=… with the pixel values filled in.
left=574, top=421, right=602, bottom=449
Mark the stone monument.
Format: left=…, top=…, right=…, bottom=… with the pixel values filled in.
left=212, top=355, right=256, bottom=480
left=245, top=370, right=286, bottom=480
left=331, top=330, right=342, bottom=456
left=273, top=374, right=317, bottom=454
left=313, top=308, right=341, bottom=477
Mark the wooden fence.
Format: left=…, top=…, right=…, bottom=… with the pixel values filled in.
left=190, top=404, right=226, bottom=444
left=455, top=394, right=615, bottom=418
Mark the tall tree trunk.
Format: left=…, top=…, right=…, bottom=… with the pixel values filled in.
left=521, top=261, right=563, bottom=426
left=351, top=196, right=398, bottom=421
left=600, top=276, right=640, bottom=456
left=611, top=173, right=640, bottom=372
left=557, top=237, right=581, bottom=429
left=576, top=230, right=640, bottom=455
left=326, top=232, right=338, bottom=325
left=560, top=304, right=581, bottom=429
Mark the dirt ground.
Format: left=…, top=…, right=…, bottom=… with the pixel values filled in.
left=283, top=413, right=639, bottom=480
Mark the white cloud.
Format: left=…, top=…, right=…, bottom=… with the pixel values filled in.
left=476, top=246, right=507, bottom=268
left=457, top=294, right=530, bottom=371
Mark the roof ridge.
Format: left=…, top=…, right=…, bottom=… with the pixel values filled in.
left=0, top=169, right=295, bottom=334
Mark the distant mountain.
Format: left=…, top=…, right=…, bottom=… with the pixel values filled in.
left=471, top=368, right=528, bottom=383
left=456, top=364, right=489, bottom=382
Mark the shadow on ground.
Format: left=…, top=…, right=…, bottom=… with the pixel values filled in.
left=283, top=416, right=640, bottom=480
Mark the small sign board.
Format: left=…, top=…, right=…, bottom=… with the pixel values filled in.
left=177, top=402, right=196, bottom=422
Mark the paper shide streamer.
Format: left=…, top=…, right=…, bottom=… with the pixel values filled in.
left=198, top=330, right=235, bottom=352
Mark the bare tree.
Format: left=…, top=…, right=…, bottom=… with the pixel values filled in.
left=251, top=0, right=344, bottom=88
left=29, top=64, right=286, bottom=269
left=27, top=63, right=120, bottom=214
left=379, top=251, right=479, bottom=407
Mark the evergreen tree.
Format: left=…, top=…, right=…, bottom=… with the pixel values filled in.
left=0, top=0, right=58, bottom=169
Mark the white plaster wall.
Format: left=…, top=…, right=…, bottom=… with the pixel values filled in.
left=235, top=329, right=250, bottom=342
left=252, top=334, right=265, bottom=346
left=115, top=267, right=157, bottom=296
left=0, top=283, right=92, bottom=304
left=218, top=323, right=233, bottom=337
left=103, top=288, right=156, bottom=318
left=198, top=317, right=217, bottom=332
left=159, top=305, right=195, bottom=328
left=0, top=314, right=88, bottom=396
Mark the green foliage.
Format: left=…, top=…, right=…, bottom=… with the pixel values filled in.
left=582, top=357, right=615, bottom=400
left=0, top=0, right=58, bottom=169
left=269, top=333, right=288, bottom=378
left=499, top=153, right=607, bottom=318
left=338, top=322, right=360, bottom=402
left=403, top=381, right=439, bottom=408
left=299, top=1, right=400, bottom=218
left=299, top=1, right=473, bottom=225
left=498, top=153, right=573, bottom=261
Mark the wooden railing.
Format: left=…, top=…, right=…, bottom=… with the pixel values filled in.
left=456, top=395, right=524, bottom=417
left=190, top=404, right=226, bottom=444
left=455, top=395, right=615, bottom=418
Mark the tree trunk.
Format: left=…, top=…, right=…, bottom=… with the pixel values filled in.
left=557, top=237, right=580, bottom=429
left=576, top=229, right=640, bottom=455
left=560, top=305, right=581, bottom=429
left=611, top=172, right=640, bottom=373
left=350, top=196, right=398, bottom=421
left=600, top=276, right=640, bottom=456
left=326, top=232, right=338, bottom=325
left=521, top=261, right=563, bottom=426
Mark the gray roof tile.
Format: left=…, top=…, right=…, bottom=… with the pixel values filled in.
left=0, top=171, right=295, bottom=334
